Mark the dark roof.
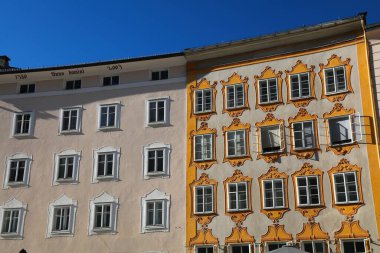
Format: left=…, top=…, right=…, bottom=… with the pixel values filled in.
left=367, top=21, right=380, bottom=31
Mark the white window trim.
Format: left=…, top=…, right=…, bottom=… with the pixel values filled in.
left=327, top=115, right=357, bottom=147
left=88, top=192, right=118, bottom=235
left=194, top=134, right=214, bottom=162
left=300, top=240, right=326, bottom=253
left=295, top=176, right=320, bottom=207
left=292, top=121, right=315, bottom=150
left=226, top=130, right=247, bottom=158
left=97, top=102, right=121, bottom=131
left=259, top=125, right=283, bottom=154
left=258, top=78, right=279, bottom=104
left=262, top=179, right=285, bottom=209
left=228, top=243, right=252, bottom=253
left=0, top=198, right=27, bottom=240
left=52, top=149, right=81, bottom=186
left=46, top=195, right=77, bottom=238
left=141, top=189, right=170, bottom=233
left=324, top=66, right=347, bottom=95
left=92, top=147, right=120, bottom=183
left=11, top=111, right=35, bottom=137
left=194, top=89, right=212, bottom=114
left=289, top=72, right=310, bottom=100
left=333, top=172, right=359, bottom=205
left=194, top=185, right=214, bottom=215
left=225, top=84, right=245, bottom=109
left=59, top=106, right=83, bottom=134
left=3, top=153, right=32, bottom=189
left=227, top=182, right=248, bottom=212
left=142, top=143, right=171, bottom=179
left=145, top=97, right=170, bottom=127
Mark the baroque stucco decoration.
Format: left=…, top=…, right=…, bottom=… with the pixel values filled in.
left=319, top=54, right=353, bottom=102
left=285, top=60, right=317, bottom=107
left=334, top=220, right=370, bottom=253
left=296, top=222, right=329, bottom=241
left=189, top=122, right=217, bottom=170
left=225, top=226, right=255, bottom=245
left=220, top=72, right=250, bottom=117
left=189, top=228, right=219, bottom=248
left=190, top=78, right=217, bottom=121
left=261, top=224, right=292, bottom=242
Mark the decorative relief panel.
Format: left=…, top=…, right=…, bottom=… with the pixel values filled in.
left=288, top=108, right=320, bottom=159
left=222, top=118, right=252, bottom=166
left=296, top=222, right=329, bottom=241
left=285, top=60, right=316, bottom=107
left=258, top=167, right=289, bottom=222
left=190, top=173, right=218, bottom=227
left=328, top=159, right=363, bottom=217
left=254, top=66, right=283, bottom=112
left=189, top=122, right=217, bottom=170
left=291, top=163, right=325, bottom=220
left=323, top=103, right=359, bottom=155
left=190, top=78, right=217, bottom=121
left=319, top=54, right=353, bottom=102
left=255, top=114, right=286, bottom=163
left=225, top=226, right=255, bottom=245
left=334, top=220, right=370, bottom=253
left=189, top=228, right=219, bottom=248
left=261, top=224, right=292, bottom=242
left=220, top=72, right=250, bottom=117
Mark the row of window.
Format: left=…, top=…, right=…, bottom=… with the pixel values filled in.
left=17, top=70, right=169, bottom=94
left=194, top=171, right=359, bottom=215
left=194, top=65, right=347, bottom=114
left=3, top=143, right=170, bottom=188
left=0, top=189, right=170, bottom=239
left=11, top=98, right=170, bottom=137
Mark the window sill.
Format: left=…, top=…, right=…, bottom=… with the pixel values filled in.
left=0, top=233, right=22, bottom=240
left=55, top=179, right=78, bottom=184
left=142, top=226, right=169, bottom=233
left=223, top=155, right=251, bottom=167
left=147, top=122, right=169, bottom=128
left=97, top=127, right=120, bottom=132
left=257, top=151, right=286, bottom=163
left=288, top=96, right=316, bottom=108
left=59, top=130, right=81, bottom=135
left=322, top=89, right=351, bottom=102
left=224, top=106, right=249, bottom=117
left=326, top=141, right=358, bottom=155
left=12, top=134, right=33, bottom=139
left=5, top=182, right=28, bottom=188
left=291, top=147, right=319, bottom=159
left=256, top=101, right=283, bottom=112
left=91, top=228, right=116, bottom=234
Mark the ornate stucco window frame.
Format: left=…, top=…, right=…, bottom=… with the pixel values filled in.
left=190, top=122, right=217, bottom=170
left=220, top=73, right=250, bottom=117
left=254, top=67, right=283, bottom=112
left=190, top=78, right=217, bottom=121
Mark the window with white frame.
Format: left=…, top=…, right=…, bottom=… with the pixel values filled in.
left=341, top=239, right=367, bottom=253
left=141, top=189, right=170, bottom=233
left=89, top=192, right=118, bottom=235
left=324, top=66, right=346, bottom=94
left=194, top=134, right=213, bottom=161
left=226, top=130, right=246, bottom=157
left=98, top=103, right=120, bottom=130
left=53, top=149, right=80, bottom=185
left=195, top=245, right=214, bottom=253
left=230, top=244, right=250, bottom=253
left=143, top=143, right=171, bottom=179
left=226, top=84, right=244, bottom=109
left=4, top=153, right=32, bottom=189
left=0, top=198, right=27, bottom=239
left=194, top=185, right=213, bottom=214
left=194, top=89, right=212, bottom=114
left=92, top=147, right=120, bottom=183
left=47, top=195, right=77, bottom=237
left=60, top=107, right=81, bottom=133
left=227, top=182, right=248, bottom=212
left=333, top=172, right=359, bottom=204
left=296, top=176, right=320, bottom=206
left=146, top=98, right=169, bottom=126
left=13, top=112, right=34, bottom=136
left=259, top=78, right=278, bottom=104
left=290, top=73, right=310, bottom=99
left=263, top=179, right=285, bottom=209
left=266, top=242, right=286, bottom=252
left=301, top=241, right=325, bottom=253
left=260, top=125, right=282, bottom=153
left=328, top=115, right=361, bottom=146
left=292, top=121, right=315, bottom=150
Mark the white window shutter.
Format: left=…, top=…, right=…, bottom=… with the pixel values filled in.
left=351, top=112, right=363, bottom=142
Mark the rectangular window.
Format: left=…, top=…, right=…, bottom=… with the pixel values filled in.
left=147, top=149, right=165, bottom=173
left=147, top=99, right=168, bottom=125
left=57, top=156, right=75, bottom=181
left=19, top=84, right=35, bottom=94
left=325, top=66, right=346, bottom=94
left=328, top=116, right=353, bottom=146
left=97, top=153, right=115, bottom=178
left=61, top=108, right=80, bottom=132
left=342, top=240, right=366, bottom=253
left=226, top=130, right=246, bottom=157
left=65, top=80, right=81, bottom=90
left=290, top=73, right=310, bottom=99
left=333, top=172, right=359, bottom=204
left=52, top=207, right=70, bottom=232
left=103, top=76, right=119, bottom=86
left=196, top=246, right=214, bottom=253
left=13, top=112, right=32, bottom=136
left=259, top=78, right=278, bottom=103
left=1, top=209, right=19, bottom=234
left=296, top=176, right=320, bottom=206
left=261, top=125, right=282, bottom=153
left=226, top=84, right=244, bottom=109
left=99, top=104, right=119, bottom=129
left=301, top=241, right=325, bottom=253
left=8, top=160, right=26, bottom=184
left=94, top=204, right=111, bottom=229
left=228, top=182, right=248, bottom=211
left=231, top=244, right=250, bottom=253
left=146, top=201, right=164, bottom=227
left=267, top=243, right=286, bottom=252
left=194, top=185, right=213, bottom=214
left=151, top=70, right=168, bottom=81
left=263, top=179, right=284, bottom=209
left=293, top=121, right=315, bottom=150
left=194, top=89, right=212, bottom=114
left=194, top=134, right=213, bottom=161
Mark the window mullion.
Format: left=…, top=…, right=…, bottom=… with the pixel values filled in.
left=305, top=177, right=310, bottom=205
left=343, top=174, right=349, bottom=203
left=201, top=90, right=205, bottom=112
left=272, top=181, right=275, bottom=208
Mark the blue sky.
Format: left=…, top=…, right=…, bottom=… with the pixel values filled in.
left=2, top=0, right=380, bottom=68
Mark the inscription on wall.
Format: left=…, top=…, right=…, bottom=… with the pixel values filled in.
left=107, top=64, right=123, bottom=71
left=15, top=74, right=28, bottom=80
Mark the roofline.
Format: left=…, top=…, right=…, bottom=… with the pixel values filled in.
left=367, top=22, right=380, bottom=31
left=0, top=52, right=184, bottom=75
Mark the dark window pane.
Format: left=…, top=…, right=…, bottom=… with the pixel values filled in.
left=161, top=70, right=168, bottom=80
left=103, top=77, right=111, bottom=86
left=152, top=72, right=160, bottom=80
left=112, top=76, right=119, bottom=85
